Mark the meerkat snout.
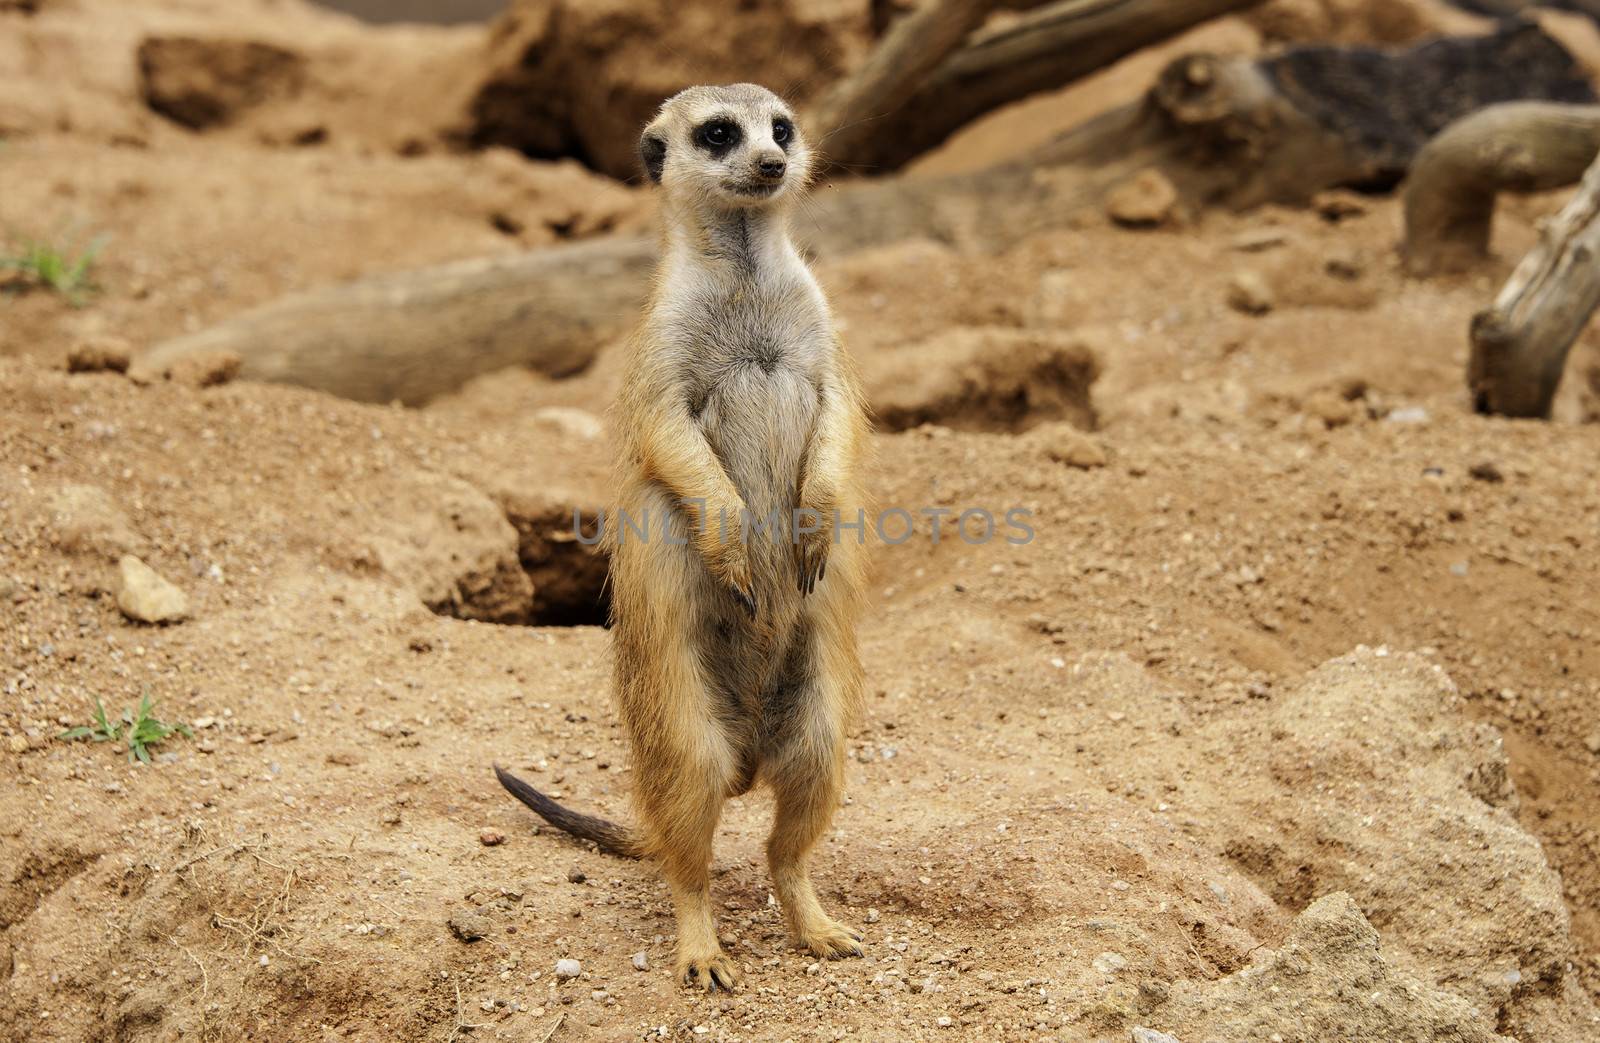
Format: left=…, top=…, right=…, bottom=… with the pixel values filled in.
left=639, top=83, right=809, bottom=206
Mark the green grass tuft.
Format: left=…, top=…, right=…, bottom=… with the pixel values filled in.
left=60, top=691, right=193, bottom=764
left=1, top=235, right=106, bottom=305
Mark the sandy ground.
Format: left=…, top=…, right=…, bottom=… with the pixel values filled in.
left=4, top=1, right=1600, bottom=1041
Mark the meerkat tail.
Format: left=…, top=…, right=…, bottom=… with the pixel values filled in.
left=493, top=764, right=644, bottom=859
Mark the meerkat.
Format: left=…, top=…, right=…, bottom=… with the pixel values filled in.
left=495, top=83, right=871, bottom=992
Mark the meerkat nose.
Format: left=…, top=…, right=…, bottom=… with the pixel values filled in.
left=758, top=156, right=786, bottom=180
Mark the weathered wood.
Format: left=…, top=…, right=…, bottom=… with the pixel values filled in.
left=134, top=237, right=655, bottom=406
left=1469, top=151, right=1600, bottom=417
left=825, top=0, right=1267, bottom=173
left=1404, top=102, right=1600, bottom=275
left=811, top=0, right=998, bottom=172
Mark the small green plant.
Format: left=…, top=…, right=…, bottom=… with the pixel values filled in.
left=1, top=235, right=105, bottom=305
left=60, top=692, right=192, bottom=764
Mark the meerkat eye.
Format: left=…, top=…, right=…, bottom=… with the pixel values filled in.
left=695, top=120, right=741, bottom=152
left=772, top=118, right=794, bottom=146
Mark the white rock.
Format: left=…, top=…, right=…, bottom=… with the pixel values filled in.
left=1132, top=1028, right=1184, bottom=1043
left=631, top=951, right=648, bottom=972
left=554, top=958, right=581, bottom=980
left=116, top=555, right=189, bottom=623
left=1092, top=951, right=1128, bottom=975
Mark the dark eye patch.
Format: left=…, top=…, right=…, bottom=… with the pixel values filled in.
left=772, top=118, right=794, bottom=149
left=693, top=118, right=741, bottom=158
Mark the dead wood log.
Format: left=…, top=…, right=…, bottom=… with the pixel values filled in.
left=1468, top=150, right=1600, bottom=417
left=811, top=0, right=998, bottom=171
left=1403, top=102, right=1600, bottom=275
left=134, top=238, right=655, bottom=406
left=822, top=0, right=1267, bottom=173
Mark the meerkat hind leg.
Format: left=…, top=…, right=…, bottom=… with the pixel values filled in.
left=766, top=748, right=863, bottom=960
left=763, top=629, right=864, bottom=961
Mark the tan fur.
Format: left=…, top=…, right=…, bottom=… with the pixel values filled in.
left=497, top=84, right=871, bottom=991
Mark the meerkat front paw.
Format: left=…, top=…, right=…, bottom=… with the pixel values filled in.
left=701, top=533, right=756, bottom=618
left=792, top=502, right=832, bottom=595
left=797, top=918, right=864, bottom=960
left=678, top=949, right=740, bottom=992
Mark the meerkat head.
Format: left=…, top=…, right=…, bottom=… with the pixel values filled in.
left=639, top=83, right=811, bottom=210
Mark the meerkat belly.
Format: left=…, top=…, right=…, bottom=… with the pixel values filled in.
left=699, top=361, right=818, bottom=532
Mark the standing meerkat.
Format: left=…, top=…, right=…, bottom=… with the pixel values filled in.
left=495, top=83, right=871, bottom=991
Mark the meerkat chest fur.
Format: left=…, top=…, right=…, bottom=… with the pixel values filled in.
left=652, top=208, right=834, bottom=522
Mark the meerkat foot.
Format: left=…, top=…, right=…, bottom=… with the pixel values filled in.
left=677, top=949, right=740, bottom=991
left=797, top=917, right=864, bottom=960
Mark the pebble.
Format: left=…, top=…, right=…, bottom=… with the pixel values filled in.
left=866, top=908, right=880, bottom=924
left=567, top=868, right=586, bottom=884
left=554, top=958, right=582, bottom=980
left=115, top=555, right=189, bottom=624
left=1092, top=952, right=1128, bottom=975
left=1106, top=170, right=1178, bottom=228
left=447, top=910, right=487, bottom=943
left=631, top=951, right=649, bottom=972
left=7, top=735, right=30, bottom=753
left=1386, top=406, right=1429, bottom=424
left=1132, top=1029, right=1184, bottom=1043
left=164, top=349, right=242, bottom=388
left=66, top=336, right=133, bottom=374
left=1583, top=733, right=1600, bottom=755
left=479, top=829, right=506, bottom=847
left=1226, top=271, right=1274, bottom=315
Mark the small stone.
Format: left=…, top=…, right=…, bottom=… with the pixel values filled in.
left=1386, top=406, right=1430, bottom=425
left=631, top=951, right=649, bottom=972
left=1106, top=170, right=1178, bottom=228
left=1303, top=389, right=1356, bottom=428
left=66, top=336, right=133, bottom=374
left=1041, top=424, right=1107, bottom=469
left=115, top=555, right=189, bottom=624
left=1230, top=228, right=1289, bottom=253
left=531, top=407, right=604, bottom=441
left=8, top=735, right=29, bottom=753
left=1583, top=733, right=1600, bottom=755
left=165, top=349, right=242, bottom=388
left=1132, top=1029, right=1184, bottom=1043
left=936, top=1015, right=954, bottom=1028
left=1312, top=189, right=1367, bottom=221
left=866, top=908, right=880, bottom=924
left=554, top=958, right=582, bottom=980
left=1226, top=271, right=1274, bottom=315
left=567, top=868, right=586, bottom=884
left=448, top=910, right=487, bottom=943
left=480, top=829, right=505, bottom=847
left=1468, top=461, right=1504, bottom=484
left=1092, top=952, right=1128, bottom=975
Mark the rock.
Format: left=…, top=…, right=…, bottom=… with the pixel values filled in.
left=1091, top=952, right=1128, bottom=975
left=1468, top=461, right=1504, bottom=484
left=164, top=349, right=242, bottom=388
left=137, top=36, right=306, bottom=130
left=1230, top=228, right=1289, bottom=253
left=1039, top=423, right=1108, bottom=469
left=45, top=484, right=142, bottom=561
left=66, top=336, right=132, bottom=374
left=1131, top=1029, right=1183, bottom=1043
left=1106, top=170, right=1178, bottom=228
left=1583, top=733, right=1600, bottom=755
left=1385, top=406, right=1430, bottom=424
left=448, top=909, right=488, bottom=943
left=554, top=958, right=582, bottom=980
left=7, top=735, right=30, bottom=753
left=1302, top=389, right=1356, bottom=429
left=566, top=868, right=586, bottom=884
left=1226, top=271, right=1274, bottom=315
left=532, top=407, right=604, bottom=442
left=479, top=829, right=506, bottom=847
left=115, top=555, right=189, bottom=624
left=1155, top=893, right=1512, bottom=1042
left=631, top=951, right=648, bottom=972
left=865, top=328, right=1101, bottom=435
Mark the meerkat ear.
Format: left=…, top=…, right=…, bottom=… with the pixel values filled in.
left=639, top=127, right=667, bottom=184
